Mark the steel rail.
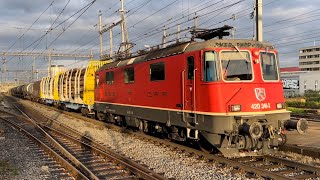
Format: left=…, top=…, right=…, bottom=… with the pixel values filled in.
left=0, top=116, right=89, bottom=180
left=23, top=101, right=300, bottom=179
left=1, top=98, right=100, bottom=180
left=42, top=125, right=165, bottom=180
left=7, top=95, right=320, bottom=179
left=3, top=96, right=167, bottom=180
left=264, top=155, right=320, bottom=174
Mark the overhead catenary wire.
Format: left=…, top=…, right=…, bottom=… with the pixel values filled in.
left=70, top=0, right=228, bottom=55
left=4, top=1, right=54, bottom=54
left=6, top=0, right=96, bottom=63
left=7, top=0, right=318, bottom=75
left=131, top=0, right=245, bottom=45
left=24, top=0, right=72, bottom=58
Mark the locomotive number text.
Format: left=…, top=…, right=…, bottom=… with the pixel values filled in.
left=251, top=103, right=271, bottom=110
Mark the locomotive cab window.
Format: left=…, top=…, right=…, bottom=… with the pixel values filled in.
left=187, top=56, right=194, bottom=79
left=106, top=71, right=114, bottom=84
left=150, top=62, right=165, bottom=81
left=260, top=52, right=279, bottom=81
left=220, top=51, right=252, bottom=81
left=124, top=67, right=134, bottom=83
left=203, top=51, right=219, bottom=82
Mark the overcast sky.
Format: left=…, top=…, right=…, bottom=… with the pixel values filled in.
left=0, top=0, right=319, bottom=82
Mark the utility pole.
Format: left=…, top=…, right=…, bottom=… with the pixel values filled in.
left=99, top=11, right=103, bottom=56
left=100, top=20, right=122, bottom=59
left=120, top=0, right=125, bottom=52
left=194, top=15, right=198, bottom=31
left=120, top=0, right=130, bottom=54
left=2, top=55, right=7, bottom=83
left=32, top=56, right=35, bottom=81
left=192, top=14, right=198, bottom=40
left=177, top=24, right=181, bottom=42
left=256, top=0, right=263, bottom=42
left=48, top=51, right=52, bottom=77
left=231, top=28, right=236, bottom=39
left=162, top=26, right=166, bottom=48
left=99, top=0, right=131, bottom=58
left=109, top=24, right=113, bottom=57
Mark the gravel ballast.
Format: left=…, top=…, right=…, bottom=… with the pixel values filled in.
left=17, top=99, right=320, bottom=179
left=26, top=101, right=248, bottom=179
left=0, top=117, right=53, bottom=180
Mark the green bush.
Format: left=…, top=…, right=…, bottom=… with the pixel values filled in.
left=287, top=107, right=306, bottom=114
left=286, top=101, right=305, bottom=108
left=305, top=90, right=320, bottom=102
left=286, top=101, right=320, bottom=109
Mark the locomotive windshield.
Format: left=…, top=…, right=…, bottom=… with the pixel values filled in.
left=260, top=52, right=279, bottom=81
left=220, top=51, right=252, bottom=81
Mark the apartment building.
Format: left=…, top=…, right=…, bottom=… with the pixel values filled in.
left=299, top=46, right=320, bottom=71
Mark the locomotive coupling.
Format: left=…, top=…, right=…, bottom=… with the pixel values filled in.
left=238, top=122, right=263, bottom=139
left=284, top=118, right=308, bottom=134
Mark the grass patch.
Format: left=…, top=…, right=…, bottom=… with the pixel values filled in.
left=287, top=107, right=307, bottom=114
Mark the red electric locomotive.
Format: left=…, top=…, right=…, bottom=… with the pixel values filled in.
left=94, top=29, right=307, bottom=157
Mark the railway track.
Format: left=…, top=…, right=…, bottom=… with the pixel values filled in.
left=0, top=96, right=166, bottom=180
left=291, top=113, right=320, bottom=122
left=0, top=113, right=88, bottom=179
left=129, top=132, right=320, bottom=179
left=5, top=95, right=320, bottom=179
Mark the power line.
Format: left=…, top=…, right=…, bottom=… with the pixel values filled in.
left=129, top=0, right=180, bottom=29
left=6, top=0, right=97, bottom=63
left=4, top=1, right=54, bottom=54
left=25, top=0, right=72, bottom=59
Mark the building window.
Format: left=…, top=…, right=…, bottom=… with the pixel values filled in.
left=150, top=62, right=165, bottom=81
left=124, top=67, right=134, bottom=83
left=106, top=71, right=114, bottom=84
left=304, top=80, right=307, bottom=90
left=187, top=56, right=194, bottom=79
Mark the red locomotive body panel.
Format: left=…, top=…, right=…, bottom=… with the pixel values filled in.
left=96, top=55, right=185, bottom=110
left=95, top=48, right=284, bottom=115
left=94, top=39, right=303, bottom=157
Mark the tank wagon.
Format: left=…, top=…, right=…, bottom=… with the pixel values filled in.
left=94, top=39, right=308, bottom=157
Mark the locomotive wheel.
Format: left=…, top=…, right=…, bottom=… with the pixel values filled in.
left=278, top=133, right=287, bottom=147
left=159, top=126, right=169, bottom=139
left=198, top=133, right=218, bottom=154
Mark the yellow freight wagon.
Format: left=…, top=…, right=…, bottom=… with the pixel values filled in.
left=57, top=60, right=110, bottom=116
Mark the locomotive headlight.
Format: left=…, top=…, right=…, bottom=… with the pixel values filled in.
left=276, top=103, right=285, bottom=109
left=229, top=104, right=241, bottom=112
